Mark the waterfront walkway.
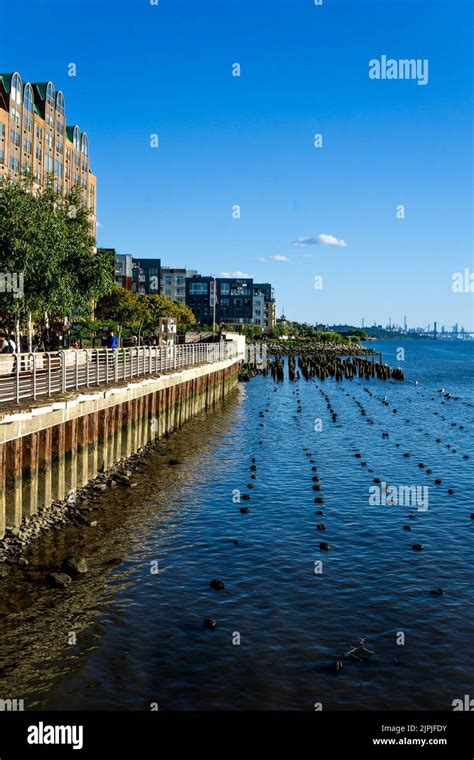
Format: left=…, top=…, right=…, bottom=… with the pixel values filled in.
left=0, top=342, right=240, bottom=405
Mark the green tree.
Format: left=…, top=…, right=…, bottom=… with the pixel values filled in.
left=0, top=177, right=113, bottom=334
left=95, top=286, right=144, bottom=338
left=144, top=294, right=196, bottom=333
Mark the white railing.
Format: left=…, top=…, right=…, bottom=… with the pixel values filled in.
left=0, top=341, right=241, bottom=404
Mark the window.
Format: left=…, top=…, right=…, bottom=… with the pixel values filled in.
left=0, top=150, right=4, bottom=165
left=9, top=156, right=19, bottom=172
left=45, top=154, right=53, bottom=173
left=11, top=73, right=22, bottom=105
left=54, top=159, right=63, bottom=178
left=231, top=286, right=251, bottom=296
left=56, top=91, right=65, bottom=116
left=23, top=83, right=33, bottom=113
left=73, top=127, right=80, bottom=151
left=81, top=133, right=88, bottom=157
left=36, top=126, right=43, bottom=141
left=23, top=138, right=32, bottom=154
left=0, top=124, right=5, bottom=138
left=36, top=145, right=42, bottom=161
left=220, top=282, right=230, bottom=295
left=10, top=130, right=20, bottom=147
left=46, top=82, right=55, bottom=105
left=10, top=107, right=20, bottom=126
left=45, top=132, right=53, bottom=149
left=190, top=282, right=209, bottom=295
left=24, top=116, right=32, bottom=132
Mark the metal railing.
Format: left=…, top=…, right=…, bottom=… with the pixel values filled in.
left=0, top=341, right=241, bottom=404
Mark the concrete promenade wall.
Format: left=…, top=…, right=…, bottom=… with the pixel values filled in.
left=0, top=357, right=241, bottom=539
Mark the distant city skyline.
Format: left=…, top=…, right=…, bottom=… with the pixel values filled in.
left=2, top=0, right=472, bottom=329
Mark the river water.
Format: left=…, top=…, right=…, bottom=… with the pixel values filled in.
left=0, top=339, right=472, bottom=711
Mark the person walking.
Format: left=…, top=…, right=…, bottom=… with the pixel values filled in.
left=105, top=329, right=119, bottom=349
left=0, top=334, right=15, bottom=354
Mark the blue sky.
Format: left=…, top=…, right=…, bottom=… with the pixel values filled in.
left=3, top=0, right=473, bottom=329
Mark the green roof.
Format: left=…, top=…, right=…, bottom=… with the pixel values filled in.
left=0, top=76, right=45, bottom=114
left=0, top=74, right=13, bottom=94
left=32, top=82, right=47, bottom=101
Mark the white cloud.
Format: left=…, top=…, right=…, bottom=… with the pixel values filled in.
left=257, top=255, right=289, bottom=262
left=96, top=221, right=103, bottom=228
left=293, top=233, right=347, bottom=247
left=220, top=271, right=252, bottom=278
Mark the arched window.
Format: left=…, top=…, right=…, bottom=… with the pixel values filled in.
left=11, top=73, right=22, bottom=105
left=81, top=133, right=89, bottom=157
left=46, top=82, right=55, bottom=105
left=56, top=91, right=65, bottom=116
left=23, top=83, right=33, bottom=112
left=73, top=126, right=80, bottom=151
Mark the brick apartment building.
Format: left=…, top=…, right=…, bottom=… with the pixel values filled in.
left=0, top=71, right=97, bottom=234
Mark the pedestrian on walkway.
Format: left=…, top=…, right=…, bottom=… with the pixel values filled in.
left=106, top=329, right=119, bottom=349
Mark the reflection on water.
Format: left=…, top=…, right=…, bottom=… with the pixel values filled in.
left=0, top=340, right=473, bottom=711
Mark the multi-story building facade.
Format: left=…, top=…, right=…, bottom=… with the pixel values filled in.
left=131, top=258, right=161, bottom=295
left=160, top=267, right=197, bottom=304
left=217, top=277, right=254, bottom=325
left=113, top=254, right=161, bottom=295
left=112, top=261, right=276, bottom=330
left=253, top=291, right=266, bottom=328
left=185, top=275, right=215, bottom=325
left=185, top=276, right=255, bottom=326
left=114, top=252, right=133, bottom=290
left=0, top=72, right=97, bottom=234
left=253, top=282, right=276, bottom=330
